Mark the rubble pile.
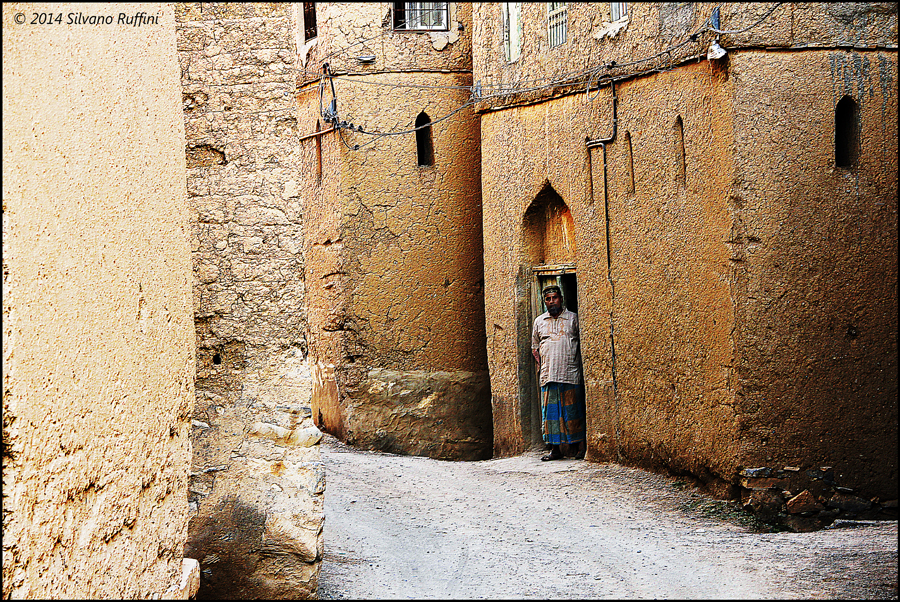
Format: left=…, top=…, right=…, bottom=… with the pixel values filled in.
left=739, top=466, right=898, bottom=532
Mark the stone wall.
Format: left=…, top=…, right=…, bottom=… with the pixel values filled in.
left=739, top=465, right=898, bottom=532
left=3, top=4, right=197, bottom=598
left=300, top=3, right=493, bottom=461
left=475, top=3, right=897, bottom=500
left=176, top=3, right=323, bottom=597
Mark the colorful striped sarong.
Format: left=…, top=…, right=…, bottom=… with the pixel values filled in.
left=541, top=382, right=586, bottom=445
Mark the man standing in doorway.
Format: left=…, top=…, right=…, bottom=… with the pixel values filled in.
left=532, top=284, right=586, bottom=461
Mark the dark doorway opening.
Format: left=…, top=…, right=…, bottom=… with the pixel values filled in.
left=526, top=265, right=584, bottom=448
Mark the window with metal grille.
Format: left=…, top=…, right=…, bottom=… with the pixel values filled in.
left=610, top=2, right=628, bottom=21
left=548, top=3, right=567, bottom=48
left=303, top=2, right=317, bottom=40
left=393, top=2, right=449, bottom=31
left=501, top=3, right=522, bottom=62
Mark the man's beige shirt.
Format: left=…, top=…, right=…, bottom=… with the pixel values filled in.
left=531, top=308, right=582, bottom=387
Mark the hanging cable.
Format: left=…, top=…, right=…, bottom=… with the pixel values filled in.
left=305, top=3, right=785, bottom=149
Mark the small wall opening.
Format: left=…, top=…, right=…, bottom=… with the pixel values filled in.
left=415, top=111, right=434, bottom=166
left=303, top=2, right=317, bottom=40
left=624, top=130, right=635, bottom=194
left=674, top=115, right=686, bottom=186
left=186, top=144, right=226, bottom=168
left=835, top=95, right=859, bottom=168
left=315, top=120, right=322, bottom=184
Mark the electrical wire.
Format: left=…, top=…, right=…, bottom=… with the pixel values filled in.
left=329, top=76, right=474, bottom=92
left=313, top=2, right=785, bottom=148
left=314, top=3, right=784, bottom=98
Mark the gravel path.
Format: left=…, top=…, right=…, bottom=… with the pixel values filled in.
left=317, top=435, right=898, bottom=600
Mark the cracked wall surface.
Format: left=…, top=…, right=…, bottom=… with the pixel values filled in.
left=300, top=3, right=493, bottom=461
left=475, top=3, right=897, bottom=500
left=176, top=3, right=322, bottom=598
left=3, top=4, right=197, bottom=598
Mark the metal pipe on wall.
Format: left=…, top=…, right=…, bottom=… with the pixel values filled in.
left=585, top=78, right=622, bottom=460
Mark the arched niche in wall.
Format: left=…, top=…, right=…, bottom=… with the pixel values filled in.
left=673, top=114, right=686, bottom=186
left=624, top=130, right=635, bottom=195
left=415, top=111, right=434, bottom=166
left=835, top=95, right=859, bottom=168
left=522, top=182, right=576, bottom=267
left=315, top=120, right=323, bottom=184
left=517, top=182, right=580, bottom=448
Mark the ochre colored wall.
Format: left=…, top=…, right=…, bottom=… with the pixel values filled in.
left=727, top=50, right=898, bottom=499
left=302, top=3, right=492, bottom=460
left=3, top=4, right=196, bottom=598
left=481, top=64, right=736, bottom=471
left=592, top=63, right=738, bottom=490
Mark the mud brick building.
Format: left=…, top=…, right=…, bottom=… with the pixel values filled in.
left=472, top=2, right=897, bottom=502
left=297, top=2, right=897, bottom=503
left=298, top=2, right=494, bottom=461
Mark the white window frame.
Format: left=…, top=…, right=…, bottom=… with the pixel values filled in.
left=397, top=2, right=449, bottom=31
left=547, top=2, right=567, bottom=49
left=501, top=3, right=522, bottom=62
left=610, top=2, right=628, bottom=22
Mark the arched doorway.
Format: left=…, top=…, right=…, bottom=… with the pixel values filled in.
left=519, top=183, right=583, bottom=448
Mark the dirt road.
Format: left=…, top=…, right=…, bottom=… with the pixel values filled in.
left=317, top=435, right=897, bottom=599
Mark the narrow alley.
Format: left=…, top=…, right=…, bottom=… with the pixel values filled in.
left=317, top=435, right=897, bottom=600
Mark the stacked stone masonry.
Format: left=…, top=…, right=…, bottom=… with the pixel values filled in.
left=176, top=3, right=323, bottom=598
left=739, top=465, right=898, bottom=532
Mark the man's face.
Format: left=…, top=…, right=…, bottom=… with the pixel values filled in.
left=544, top=292, right=562, bottom=316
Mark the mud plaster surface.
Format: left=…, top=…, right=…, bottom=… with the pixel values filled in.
left=318, top=435, right=897, bottom=600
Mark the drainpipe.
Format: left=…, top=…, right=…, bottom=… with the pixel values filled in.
left=585, top=78, right=622, bottom=460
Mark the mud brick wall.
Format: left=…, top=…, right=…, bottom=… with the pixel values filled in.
left=300, top=3, right=493, bottom=461
left=176, top=3, right=322, bottom=598
left=3, top=4, right=197, bottom=598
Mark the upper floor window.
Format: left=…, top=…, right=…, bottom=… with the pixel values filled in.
left=548, top=3, right=567, bottom=48
left=501, top=3, right=522, bottom=62
left=415, top=112, right=434, bottom=166
left=610, top=2, right=628, bottom=21
left=303, top=2, right=317, bottom=40
left=394, top=2, right=449, bottom=31
left=835, top=95, right=859, bottom=168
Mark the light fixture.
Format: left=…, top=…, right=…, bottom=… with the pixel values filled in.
left=356, top=55, right=376, bottom=64
left=707, top=39, right=727, bottom=61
